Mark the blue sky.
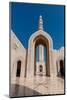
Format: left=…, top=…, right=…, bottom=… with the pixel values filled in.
left=11, top=2, right=65, bottom=49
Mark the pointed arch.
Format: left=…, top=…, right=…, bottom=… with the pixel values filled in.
left=27, top=30, right=53, bottom=77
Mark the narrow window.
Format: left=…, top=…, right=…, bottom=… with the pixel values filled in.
left=60, top=60, right=64, bottom=76
left=39, top=65, right=43, bottom=72
left=16, top=60, right=21, bottom=77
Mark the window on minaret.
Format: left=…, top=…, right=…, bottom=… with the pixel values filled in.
left=39, top=65, right=43, bottom=72
left=16, top=60, right=21, bottom=77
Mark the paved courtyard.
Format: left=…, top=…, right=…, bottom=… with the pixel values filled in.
left=10, top=76, right=64, bottom=97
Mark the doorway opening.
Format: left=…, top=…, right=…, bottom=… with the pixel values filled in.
left=16, top=60, right=21, bottom=77
left=34, top=35, right=50, bottom=76
left=60, top=60, right=64, bottom=77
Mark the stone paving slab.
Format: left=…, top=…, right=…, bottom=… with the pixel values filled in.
left=11, top=76, right=64, bottom=96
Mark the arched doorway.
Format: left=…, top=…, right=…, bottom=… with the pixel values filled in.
left=27, top=16, right=53, bottom=77
left=16, top=60, right=21, bottom=77
left=60, top=60, right=64, bottom=77
left=57, top=59, right=64, bottom=78
left=27, top=31, right=53, bottom=77
left=34, top=35, right=50, bottom=76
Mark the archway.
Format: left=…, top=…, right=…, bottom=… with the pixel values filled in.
left=27, top=16, right=53, bottom=77
left=57, top=59, right=64, bottom=78
left=60, top=60, right=64, bottom=77
left=34, top=35, right=50, bottom=76
left=16, top=60, right=21, bottom=77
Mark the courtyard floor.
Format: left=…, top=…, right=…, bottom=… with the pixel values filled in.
left=10, top=76, right=65, bottom=97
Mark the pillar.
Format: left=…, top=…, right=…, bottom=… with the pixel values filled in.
left=38, top=45, right=44, bottom=62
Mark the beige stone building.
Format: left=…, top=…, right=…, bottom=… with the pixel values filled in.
left=11, top=16, right=64, bottom=88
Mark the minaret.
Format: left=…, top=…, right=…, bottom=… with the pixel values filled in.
left=38, top=45, right=44, bottom=62
left=38, top=15, right=44, bottom=62
left=38, top=15, right=43, bottom=30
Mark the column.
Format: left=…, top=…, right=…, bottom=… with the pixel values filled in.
left=38, top=45, right=44, bottom=62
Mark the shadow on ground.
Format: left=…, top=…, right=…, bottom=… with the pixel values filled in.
left=9, top=84, right=42, bottom=97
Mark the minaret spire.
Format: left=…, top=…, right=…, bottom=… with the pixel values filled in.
left=38, top=15, right=43, bottom=30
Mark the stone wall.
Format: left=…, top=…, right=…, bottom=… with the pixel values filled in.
left=11, top=31, right=26, bottom=84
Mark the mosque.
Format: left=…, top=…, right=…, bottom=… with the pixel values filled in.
left=11, top=16, right=64, bottom=88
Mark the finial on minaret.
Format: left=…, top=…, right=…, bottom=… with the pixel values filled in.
left=38, top=15, right=43, bottom=30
